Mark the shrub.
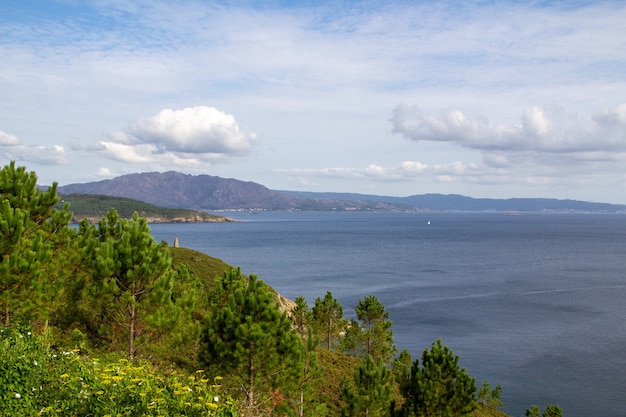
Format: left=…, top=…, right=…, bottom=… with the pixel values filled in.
left=0, top=325, right=238, bottom=416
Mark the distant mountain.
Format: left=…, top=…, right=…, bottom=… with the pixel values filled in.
left=58, top=172, right=413, bottom=212
left=282, top=191, right=626, bottom=213
left=58, top=171, right=626, bottom=213
left=59, top=171, right=299, bottom=211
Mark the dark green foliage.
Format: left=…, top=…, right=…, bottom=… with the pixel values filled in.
left=397, top=339, right=476, bottom=417
left=478, top=381, right=504, bottom=409
left=312, top=291, right=346, bottom=350
left=77, top=209, right=178, bottom=358
left=292, top=295, right=311, bottom=337
left=0, top=161, right=70, bottom=327
left=200, top=268, right=304, bottom=414
left=345, top=294, right=397, bottom=363
left=290, top=327, right=325, bottom=417
left=526, top=404, right=563, bottom=417
left=59, top=193, right=228, bottom=222
left=341, top=355, right=394, bottom=417
left=526, top=405, right=540, bottom=417
left=392, top=349, right=413, bottom=383
left=543, top=405, right=563, bottom=417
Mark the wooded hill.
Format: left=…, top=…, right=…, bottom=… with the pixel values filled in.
left=3, top=161, right=555, bottom=417
left=57, top=193, right=234, bottom=223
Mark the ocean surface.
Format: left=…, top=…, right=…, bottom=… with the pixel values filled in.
left=150, top=211, right=626, bottom=417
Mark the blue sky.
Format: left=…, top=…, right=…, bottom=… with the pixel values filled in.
left=1, top=0, right=625, bottom=203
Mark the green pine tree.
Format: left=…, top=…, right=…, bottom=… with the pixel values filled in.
left=399, top=339, right=476, bottom=417
left=312, top=291, right=346, bottom=350
left=526, top=404, right=563, bottom=417
left=0, top=162, right=69, bottom=327
left=478, top=381, right=504, bottom=409
left=292, top=295, right=311, bottom=337
left=351, top=294, right=397, bottom=363
left=200, top=268, right=304, bottom=414
left=341, top=355, right=394, bottom=417
left=78, top=209, right=178, bottom=358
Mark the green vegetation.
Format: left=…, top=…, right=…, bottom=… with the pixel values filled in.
left=0, top=325, right=237, bottom=416
left=526, top=404, right=563, bottom=417
left=57, top=193, right=230, bottom=223
left=395, top=339, right=477, bottom=417
left=1, top=162, right=563, bottom=416
left=199, top=268, right=303, bottom=414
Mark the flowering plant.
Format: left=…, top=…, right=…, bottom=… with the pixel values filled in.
left=0, top=326, right=237, bottom=416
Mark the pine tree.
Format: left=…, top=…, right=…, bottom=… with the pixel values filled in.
left=291, top=327, right=324, bottom=417
left=353, top=294, right=397, bottom=363
left=312, top=291, right=346, bottom=350
left=341, top=355, right=394, bottom=417
left=478, top=381, right=504, bottom=409
left=200, top=268, right=304, bottom=414
left=78, top=209, right=178, bottom=358
left=0, top=162, right=68, bottom=327
left=399, top=339, right=476, bottom=417
left=392, top=349, right=413, bottom=384
left=292, top=295, right=311, bottom=337
left=526, top=404, right=563, bottom=417
left=543, top=405, right=563, bottom=417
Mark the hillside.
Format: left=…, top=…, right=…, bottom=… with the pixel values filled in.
left=58, top=193, right=234, bottom=223
left=59, top=171, right=626, bottom=212
left=283, top=190, right=626, bottom=212
left=170, top=246, right=509, bottom=417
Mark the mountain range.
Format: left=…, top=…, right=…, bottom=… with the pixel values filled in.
left=58, top=171, right=626, bottom=213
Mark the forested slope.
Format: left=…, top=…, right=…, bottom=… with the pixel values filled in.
left=3, top=161, right=552, bottom=417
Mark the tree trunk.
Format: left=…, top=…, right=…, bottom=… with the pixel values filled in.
left=327, top=319, right=332, bottom=350
left=129, top=303, right=136, bottom=359
left=248, top=354, right=254, bottom=408
left=3, top=300, right=8, bottom=327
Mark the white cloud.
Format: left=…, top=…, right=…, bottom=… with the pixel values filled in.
left=94, top=106, right=256, bottom=167
left=391, top=103, right=626, bottom=153
left=0, top=131, right=19, bottom=146
left=97, top=167, right=113, bottom=177
left=127, top=107, right=254, bottom=155
left=0, top=130, right=66, bottom=165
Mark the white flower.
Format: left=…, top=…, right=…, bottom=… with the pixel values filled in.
left=33, top=360, right=38, bottom=366
left=15, top=393, right=21, bottom=399
left=213, top=396, right=219, bottom=402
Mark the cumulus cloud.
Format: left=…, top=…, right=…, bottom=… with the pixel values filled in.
left=96, top=106, right=256, bottom=165
left=391, top=103, right=626, bottom=153
left=0, top=130, right=66, bottom=165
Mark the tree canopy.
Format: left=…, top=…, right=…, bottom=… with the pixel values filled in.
left=200, top=268, right=304, bottom=414
left=397, top=339, right=476, bottom=417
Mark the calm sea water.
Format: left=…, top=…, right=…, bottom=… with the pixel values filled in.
left=150, top=212, right=626, bottom=417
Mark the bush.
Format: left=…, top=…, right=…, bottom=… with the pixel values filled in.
left=0, top=325, right=238, bottom=416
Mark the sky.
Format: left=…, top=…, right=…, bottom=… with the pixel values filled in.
left=1, top=0, right=625, bottom=204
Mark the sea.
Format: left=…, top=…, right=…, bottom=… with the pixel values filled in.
left=149, top=211, right=626, bottom=417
